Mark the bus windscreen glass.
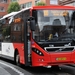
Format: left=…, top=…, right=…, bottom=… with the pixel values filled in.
left=33, top=10, right=75, bottom=42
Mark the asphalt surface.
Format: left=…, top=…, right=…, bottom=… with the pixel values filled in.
left=0, top=58, right=75, bottom=75
left=0, top=58, right=32, bottom=75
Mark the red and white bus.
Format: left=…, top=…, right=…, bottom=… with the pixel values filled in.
left=0, top=5, right=75, bottom=67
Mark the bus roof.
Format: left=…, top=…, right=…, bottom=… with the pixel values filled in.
left=32, top=5, right=75, bottom=10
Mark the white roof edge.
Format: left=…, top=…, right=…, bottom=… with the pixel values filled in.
left=14, top=7, right=31, bottom=16
left=0, top=12, right=17, bottom=21
left=3, top=12, right=18, bottom=18
left=0, top=7, right=31, bottom=21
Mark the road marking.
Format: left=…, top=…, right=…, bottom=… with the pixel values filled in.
left=0, top=62, right=24, bottom=75
left=0, top=66, right=11, bottom=75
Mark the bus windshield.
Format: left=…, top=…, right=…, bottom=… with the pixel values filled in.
left=33, top=10, right=75, bottom=42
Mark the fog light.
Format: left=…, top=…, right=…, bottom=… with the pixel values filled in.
left=39, top=59, right=44, bottom=61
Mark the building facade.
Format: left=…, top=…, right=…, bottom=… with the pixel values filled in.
left=0, top=0, right=19, bottom=18
left=58, top=0, right=75, bottom=6
left=18, top=0, right=58, bottom=9
left=0, top=0, right=11, bottom=18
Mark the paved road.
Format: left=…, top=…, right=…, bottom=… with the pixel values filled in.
left=0, top=59, right=32, bottom=75
left=0, top=58, right=75, bottom=75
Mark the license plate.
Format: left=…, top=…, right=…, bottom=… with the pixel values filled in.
left=56, top=57, right=66, bottom=61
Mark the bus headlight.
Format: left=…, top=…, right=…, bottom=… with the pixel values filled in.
left=32, top=48, right=44, bottom=56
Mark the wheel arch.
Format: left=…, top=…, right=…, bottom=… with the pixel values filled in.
left=14, top=48, right=19, bottom=62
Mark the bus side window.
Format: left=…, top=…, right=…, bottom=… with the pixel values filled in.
left=2, top=26, right=11, bottom=42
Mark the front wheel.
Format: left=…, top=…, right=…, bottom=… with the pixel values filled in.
left=15, top=53, right=20, bottom=66
left=51, top=65, right=59, bottom=71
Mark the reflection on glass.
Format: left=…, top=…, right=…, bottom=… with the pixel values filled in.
left=33, top=10, right=75, bottom=42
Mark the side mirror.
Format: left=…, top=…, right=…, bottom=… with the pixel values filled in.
left=28, top=16, right=36, bottom=31
left=9, top=16, right=14, bottom=24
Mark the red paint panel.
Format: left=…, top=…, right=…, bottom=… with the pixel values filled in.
left=31, top=40, right=75, bottom=66
left=31, top=39, right=51, bottom=66
left=32, top=5, right=75, bottom=10
left=71, top=50, right=75, bottom=63
left=50, top=52, right=72, bottom=63
left=31, top=51, right=50, bottom=66
left=13, top=43, right=25, bottom=64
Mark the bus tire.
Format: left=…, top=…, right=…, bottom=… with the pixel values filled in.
left=51, top=65, right=59, bottom=70
left=15, top=52, right=20, bottom=66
